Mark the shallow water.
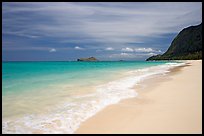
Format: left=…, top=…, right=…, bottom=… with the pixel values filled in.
left=2, top=61, right=185, bottom=134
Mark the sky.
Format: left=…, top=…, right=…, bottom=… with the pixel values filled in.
left=2, top=2, right=202, bottom=61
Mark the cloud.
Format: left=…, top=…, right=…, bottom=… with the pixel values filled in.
left=109, top=52, right=132, bottom=58
left=49, top=48, right=56, bottom=52
left=121, top=47, right=161, bottom=53
left=74, top=46, right=84, bottom=50
left=120, top=52, right=131, bottom=56
left=121, top=47, right=134, bottom=52
left=109, top=52, right=159, bottom=59
left=2, top=2, right=202, bottom=60
left=2, top=2, right=202, bottom=45
left=134, top=48, right=153, bottom=52
left=147, top=52, right=157, bottom=56
left=105, top=47, right=114, bottom=51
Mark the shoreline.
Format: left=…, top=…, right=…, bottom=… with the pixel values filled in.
left=2, top=61, right=186, bottom=134
left=75, top=60, right=202, bottom=134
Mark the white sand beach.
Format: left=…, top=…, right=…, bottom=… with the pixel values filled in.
left=75, top=60, right=202, bottom=134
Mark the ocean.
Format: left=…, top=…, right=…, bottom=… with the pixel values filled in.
left=2, top=61, right=185, bottom=134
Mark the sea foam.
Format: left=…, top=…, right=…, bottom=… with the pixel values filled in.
left=2, top=62, right=186, bottom=134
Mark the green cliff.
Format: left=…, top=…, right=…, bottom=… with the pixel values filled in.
left=147, top=23, right=202, bottom=61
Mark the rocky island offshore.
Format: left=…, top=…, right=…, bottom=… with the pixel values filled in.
left=77, top=57, right=98, bottom=61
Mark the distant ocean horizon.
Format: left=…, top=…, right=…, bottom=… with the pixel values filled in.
left=2, top=61, right=185, bottom=134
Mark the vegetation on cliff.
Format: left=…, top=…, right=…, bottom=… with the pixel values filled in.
left=147, top=23, right=202, bottom=61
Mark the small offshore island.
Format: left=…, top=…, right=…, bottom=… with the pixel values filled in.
left=77, top=57, right=98, bottom=61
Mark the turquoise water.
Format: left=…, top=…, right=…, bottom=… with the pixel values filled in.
left=3, top=61, right=184, bottom=134
left=2, top=61, right=167, bottom=95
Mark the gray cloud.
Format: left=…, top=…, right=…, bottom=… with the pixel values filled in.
left=2, top=2, right=202, bottom=60
left=3, top=2, right=202, bottom=45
